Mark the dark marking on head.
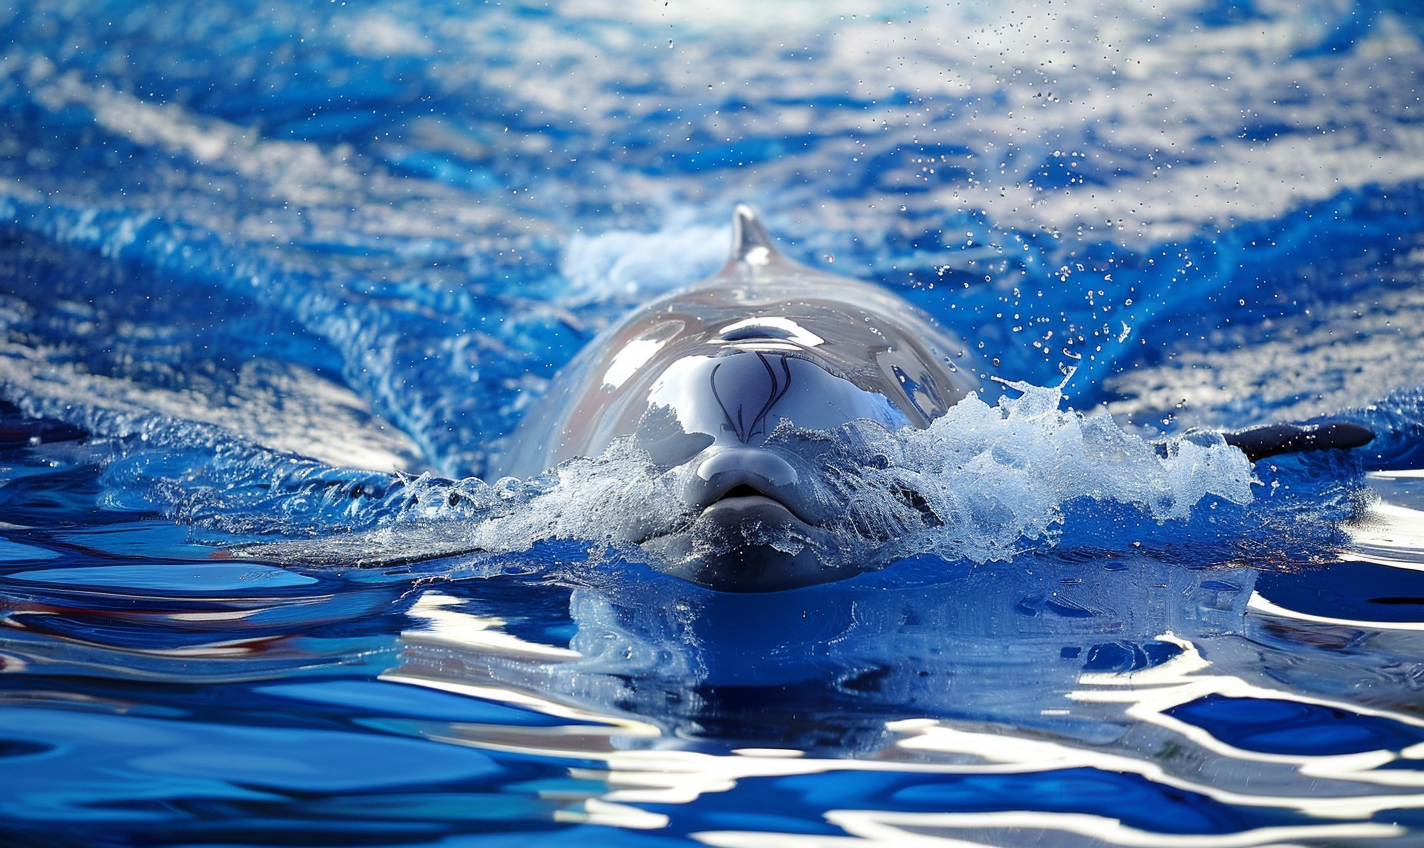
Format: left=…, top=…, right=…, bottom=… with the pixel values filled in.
left=711, top=352, right=793, bottom=443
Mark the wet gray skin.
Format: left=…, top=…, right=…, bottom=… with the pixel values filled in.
left=494, top=206, right=985, bottom=592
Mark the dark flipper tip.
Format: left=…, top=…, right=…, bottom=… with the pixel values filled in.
left=1222, top=419, right=1376, bottom=463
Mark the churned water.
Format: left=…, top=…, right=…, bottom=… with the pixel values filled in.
left=5, top=1, right=1424, bottom=845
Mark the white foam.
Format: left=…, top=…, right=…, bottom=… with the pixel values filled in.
left=560, top=221, right=730, bottom=308
left=799, top=381, right=1256, bottom=565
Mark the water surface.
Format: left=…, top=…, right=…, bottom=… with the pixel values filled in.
left=5, top=1, right=1424, bottom=845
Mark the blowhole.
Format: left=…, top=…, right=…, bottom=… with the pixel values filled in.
left=720, top=324, right=795, bottom=342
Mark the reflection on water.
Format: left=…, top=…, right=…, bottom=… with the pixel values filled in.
left=383, top=546, right=1424, bottom=846
left=378, top=541, right=1424, bottom=846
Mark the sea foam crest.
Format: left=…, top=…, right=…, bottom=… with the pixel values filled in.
left=839, top=381, right=1256, bottom=563
left=559, top=221, right=730, bottom=308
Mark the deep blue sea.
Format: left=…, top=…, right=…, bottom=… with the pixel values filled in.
left=6, top=1, right=1424, bottom=845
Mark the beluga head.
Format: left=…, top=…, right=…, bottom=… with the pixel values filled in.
left=495, top=205, right=984, bottom=592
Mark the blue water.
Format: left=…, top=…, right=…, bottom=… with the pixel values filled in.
left=6, top=0, right=1424, bottom=845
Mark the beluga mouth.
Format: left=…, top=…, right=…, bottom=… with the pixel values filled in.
left=702, top=484, right=795, bottom=522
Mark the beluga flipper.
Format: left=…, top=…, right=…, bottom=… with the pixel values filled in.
left=1221, top=420, right=1375, bottom=463
left=495, top=205, right=985, bottom=591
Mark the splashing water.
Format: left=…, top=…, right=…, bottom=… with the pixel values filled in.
left=139, top=382, right=1265, bottom=578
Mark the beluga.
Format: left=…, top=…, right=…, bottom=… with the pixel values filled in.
left=494, top=205, right=986, bottom=591
left=493, top=206, right=1375, bottom=593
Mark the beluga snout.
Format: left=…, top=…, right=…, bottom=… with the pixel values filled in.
left=685, top=446, right=802, bottom=519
